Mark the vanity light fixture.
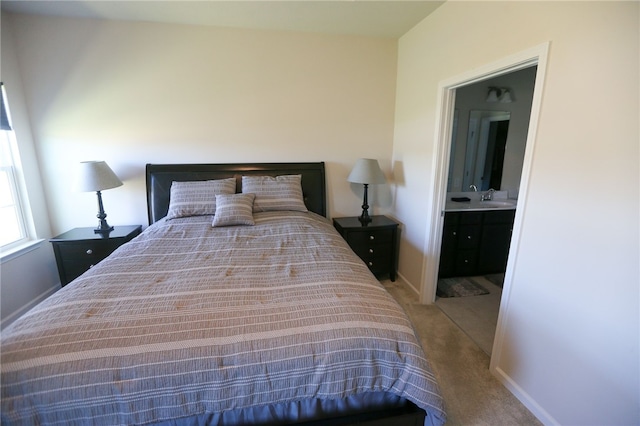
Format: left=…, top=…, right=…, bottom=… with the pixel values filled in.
left=486, top=87, right=500, bottom=102
left=75, top=161, right=123, bottom=234
left=486, top=87, right=513, bottom=103
left=347, top=158, right=387, bottom=224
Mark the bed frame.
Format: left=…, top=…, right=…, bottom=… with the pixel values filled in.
left=144, top=162, right=429, bottom=426
left=146, top=162, right=327, bottom=224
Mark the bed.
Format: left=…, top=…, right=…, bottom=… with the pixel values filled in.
left=1, top=162, right=446, bottom=426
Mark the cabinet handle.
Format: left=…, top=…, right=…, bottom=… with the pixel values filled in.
left=453, top=231, right=457, bottom=236
left=86, top=249, right=93, bottom=255
left=368, top=261, right=374, bottom=266
left=467, top=236, right=472, bottom=240
left=369, top=248, right=374, bottom=254
left=369, top=235, right=375, bottom=240
left=89, top=264, right=95, bottom=268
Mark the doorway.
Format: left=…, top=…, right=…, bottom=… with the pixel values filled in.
left=421, top=43, right=550, bottom=365
left=435, top=66, right=537, bottom=355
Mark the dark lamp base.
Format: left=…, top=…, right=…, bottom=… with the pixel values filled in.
left=94, top=190, right=114, bottom=235
left=358, top=213, right=372, bottom=225
left=94, top=225, right=114, bottom=234
left=358, top=183, right=372, bottom=226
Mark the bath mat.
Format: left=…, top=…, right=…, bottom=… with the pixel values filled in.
left=437, top=277, right=489, bottom=298
left=484, top=273, right=505, bottom=288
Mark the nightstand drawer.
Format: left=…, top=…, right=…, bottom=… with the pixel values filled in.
left=56, top=242, right=118, bottom=282
left=351, top=244, right=392, bottom=258
left=56, top=241, right=118, bottom=262
left=333, top=216, right=399, bottom=282
left=60, top=260, right=98, bottom=283
left=345, top=229, right=394, bottom=246
left=358, top=251, right=393, bottom=274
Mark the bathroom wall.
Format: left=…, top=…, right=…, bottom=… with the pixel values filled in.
left=448, top=66, right=537, bottom=198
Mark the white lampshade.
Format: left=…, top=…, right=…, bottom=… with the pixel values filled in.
left=75, top=161, right=123, bottom=192
left=347, top=158, right=387, bottom=185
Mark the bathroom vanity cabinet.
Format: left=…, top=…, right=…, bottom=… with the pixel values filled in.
left=438, top=209, right=515, bottom=278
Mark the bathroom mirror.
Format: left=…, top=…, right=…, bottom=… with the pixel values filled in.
left=450, top=110, right=510, bottom=192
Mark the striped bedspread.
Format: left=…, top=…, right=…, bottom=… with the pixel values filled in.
left=1, top=212, right=446, bottom=425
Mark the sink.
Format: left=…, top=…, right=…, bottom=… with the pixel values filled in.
left=477, top=200, right=516, bottom=208
left=445, top=199, right=517, bottom=211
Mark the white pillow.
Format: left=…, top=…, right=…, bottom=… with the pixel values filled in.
left=241, top=175, right=307, bottom=212
left=166, top=178, right=236, bottom=219
left=212, top=193, right=256, bottom=227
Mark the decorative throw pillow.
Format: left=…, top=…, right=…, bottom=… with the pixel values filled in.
left=241, top=175, right=307, bottom=212
left=166, top=178, right=236, bottom=219
left=212, top=193, right=256, bottom=227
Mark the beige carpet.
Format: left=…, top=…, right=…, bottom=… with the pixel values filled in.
left=382, top=280, right=541, bottom=426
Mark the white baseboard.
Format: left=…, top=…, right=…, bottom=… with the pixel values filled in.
left=395, top=271, right=425, bottom=300
left=491, top=365, right=558, bottom=425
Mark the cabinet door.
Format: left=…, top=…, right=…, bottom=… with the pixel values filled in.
left=438, top=213, right=460, bottom=278
left=457, top=224, right=481, bottom=250
left=438, top=224, right=458, bottom=277
left=455, top=249, right=478, bottom=276
left=478, top=221, right=513, bottom=274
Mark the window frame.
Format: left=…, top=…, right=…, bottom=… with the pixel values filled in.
left=0, top=83, right=36, bottom=258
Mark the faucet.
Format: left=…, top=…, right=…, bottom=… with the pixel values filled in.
left=469, top=184, right=478, bottom=192
left=481, top=188, right=495, bottom=201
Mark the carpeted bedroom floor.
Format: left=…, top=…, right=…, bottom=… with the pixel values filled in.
left=382, top=280, right=541, bottom=426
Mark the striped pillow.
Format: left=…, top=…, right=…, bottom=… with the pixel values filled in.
left=166, top=178, right=236, bottom=219
left=212, top=193, right=256, bottom=227
left=241, top=175, right=307, bottom=212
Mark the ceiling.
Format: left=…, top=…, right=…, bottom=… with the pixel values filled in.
left=0, top=1, right=445, bottom=38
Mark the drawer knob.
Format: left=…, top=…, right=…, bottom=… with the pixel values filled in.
left=86, top=249, right=93, bottom=255
left=369, top=235, right=375, bottom=240
left=467, top=236, right=472, bottom=240
left=453, top=231, right=457, bottom=236
left=89, top=264, right=95, bottom=268
left=369, top=248, right=374, bottom=254
left=368, top=261, right=373, bottom=266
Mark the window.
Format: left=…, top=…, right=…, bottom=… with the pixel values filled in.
left=0, top=83, right=30, bottom=251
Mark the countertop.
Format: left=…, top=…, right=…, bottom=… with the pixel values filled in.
left=444, top=191, right=517, bottom=212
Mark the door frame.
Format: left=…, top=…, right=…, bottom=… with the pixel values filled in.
left=420, top=42, right=550, bottom=362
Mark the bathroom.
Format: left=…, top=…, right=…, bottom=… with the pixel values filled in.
left=435, top=65, right=537, bottom=355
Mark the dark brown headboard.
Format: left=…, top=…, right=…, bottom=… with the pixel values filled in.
left=145, top=162, right=326, bottom=224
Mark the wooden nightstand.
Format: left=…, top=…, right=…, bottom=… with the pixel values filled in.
left=333, top=216, right=399, bottom=281
left=50, top=225, right=142, bottom=286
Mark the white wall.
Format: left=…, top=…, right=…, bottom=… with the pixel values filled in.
left=394, top=2, right=638, bottom=425
left=1, top=12, right=60, bottom=328
left=1, top=12, right=398, bottom=322
left=6, top=13, right=398, bottom=235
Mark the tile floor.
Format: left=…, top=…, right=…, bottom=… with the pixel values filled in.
left=435, top=276, right=502, bottom=355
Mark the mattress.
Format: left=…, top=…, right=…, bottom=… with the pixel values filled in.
left=1, top=211, right=446, bottom=425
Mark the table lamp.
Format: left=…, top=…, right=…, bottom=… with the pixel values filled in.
left=347, top=158, right=386, bottom=224
left=75, top=161, right=123, bottom=234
